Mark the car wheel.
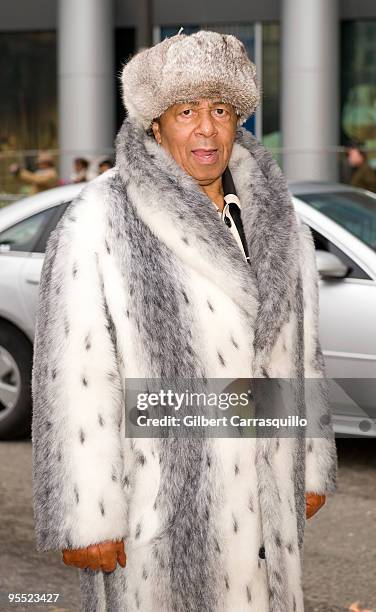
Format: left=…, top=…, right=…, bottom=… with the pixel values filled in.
left=0, top=323, right=32, bottom=440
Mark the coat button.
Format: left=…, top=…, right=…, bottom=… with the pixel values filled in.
left=258, top=545, right=266, bottom=559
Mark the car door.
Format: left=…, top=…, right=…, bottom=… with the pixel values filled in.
left=19, top=202, right=71, bottom=337
left=308, top=225, right=376, bottom=433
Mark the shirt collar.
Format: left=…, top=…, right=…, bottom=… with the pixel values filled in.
left=222, top=166, right=241, bottom=209
left=224, top=193, right=241, bottom=208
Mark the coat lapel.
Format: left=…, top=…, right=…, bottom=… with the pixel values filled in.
left=229, top=129, right=301, bottom=364
left=115, top=117, right=300, bottom=370
left=116, top=118, right=258, bottom=321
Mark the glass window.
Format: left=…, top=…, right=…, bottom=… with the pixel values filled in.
left=115, top=28, right=136, bottom=131
left=0, top=32, right=57, bottom=194
left=161, top=26, right=198, bottom=38
left=298, top=190, right=376, bottom=252
left=33, top=202, right=71, bottom=253
left=310, top=225, right=370, bottom=280
left=262, top=22, right=281, bottom=165
left=340, top=20, right=376, bottom=182
left=0, top=208, right=55, bottom=253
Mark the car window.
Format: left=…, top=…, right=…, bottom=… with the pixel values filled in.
left=298, top=191, right=376, bottom=252
left=0, top=208, right=55, bottom=253
left=310, top=226, right=371, bottom=280
left=33, top=202, right=71, bottom=253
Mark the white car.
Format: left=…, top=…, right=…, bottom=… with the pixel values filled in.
left=0, top=181, right=375, bottom=439
left=292, top=182, right=376, bottom=437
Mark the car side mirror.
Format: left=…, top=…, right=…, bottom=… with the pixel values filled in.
left=315, top=250, right=349, bottom=279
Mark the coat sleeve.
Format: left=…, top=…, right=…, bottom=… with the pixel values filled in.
left=31, top=187, right=128, bottom=552
left=298, top=222, right=338, bottom=495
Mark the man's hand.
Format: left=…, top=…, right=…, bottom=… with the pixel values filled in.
left=9, top=163, right=21, bottom=176
left=62, top=539, right=126, bottom=572
left=306, top=492, right=326, bottom=519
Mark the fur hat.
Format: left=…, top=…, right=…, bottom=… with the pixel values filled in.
left=121, top=30, right=261, bottom=130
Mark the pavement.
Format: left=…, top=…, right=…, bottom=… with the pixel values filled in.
left=0, top=438, right=375, bottom=612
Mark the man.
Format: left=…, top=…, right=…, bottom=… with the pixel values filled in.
left=346, top=142, right=376, bottom=193
left=9, top=151, right=59, bottom=194
left=32, top=31, right=337, bottom=611
left=98, top=157, right=114, bottom=174
left=71, top=157, right=89, bottom=183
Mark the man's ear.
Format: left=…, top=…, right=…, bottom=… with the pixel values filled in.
left=151, top=120, right=162, bottom=145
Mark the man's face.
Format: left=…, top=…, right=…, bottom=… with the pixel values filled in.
left=347, top=147, right=365, bottom=168
left=98, top=163, right=110, bottom=174
left=151, top=98, right=238, bottom=186
left=37, top=160, right=51, bottom=170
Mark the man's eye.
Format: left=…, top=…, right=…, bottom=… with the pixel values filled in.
left=214, top=108, right=227, bottom=116
left=182, top=109, right=193, bottom=116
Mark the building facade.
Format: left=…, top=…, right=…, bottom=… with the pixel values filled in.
left=0, top=0, right=375, bottom=188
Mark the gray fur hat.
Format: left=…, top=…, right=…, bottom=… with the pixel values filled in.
left=121, top=30, right=261, bottom=130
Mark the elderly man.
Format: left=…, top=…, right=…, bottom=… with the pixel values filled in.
left=31, top=31, right=337, bottom=612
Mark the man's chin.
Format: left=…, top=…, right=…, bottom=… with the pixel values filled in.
left=189, top=165, right=224, bottom=185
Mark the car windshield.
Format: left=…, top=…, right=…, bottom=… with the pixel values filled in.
left=298, top=190, right=376, bottom=251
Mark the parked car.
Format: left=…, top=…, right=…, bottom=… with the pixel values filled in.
left=0, top=183, right=83, bottom=438
left=291, top=182, right=376, bottom=436
left=0, top=181, right=375, bottom=439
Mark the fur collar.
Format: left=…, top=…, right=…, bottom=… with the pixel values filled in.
left=115, top=117, right=300, bottom=364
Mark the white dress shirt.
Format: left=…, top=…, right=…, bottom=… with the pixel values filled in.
left=212, top=194, right=250, bottom=262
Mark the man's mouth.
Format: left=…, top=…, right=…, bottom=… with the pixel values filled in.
left=191, top=149, right=219, bottom=164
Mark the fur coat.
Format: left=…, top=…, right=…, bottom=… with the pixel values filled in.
left=31, top=116, right=338, bottom=612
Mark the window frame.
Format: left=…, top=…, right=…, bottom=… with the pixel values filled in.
left=33, top=201, right=71, bottom=254
left=0, top=201, right=71, bottom=256
left=0, top=207, right=56, bottom=255
left=304, top=221, right=372, bottom=281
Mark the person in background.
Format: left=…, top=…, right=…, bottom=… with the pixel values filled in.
left=9, top=151, right=59, bottom=195
left=71, top=157, right=89, bottom=183
left=98, top=157, right=114, bottom=174
left=345, top=142, right=376, bottom=194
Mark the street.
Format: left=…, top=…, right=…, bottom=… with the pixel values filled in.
left=0, top=439, right=375, bottom=612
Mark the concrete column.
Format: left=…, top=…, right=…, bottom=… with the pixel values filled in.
left=58, top=0, right=114, bottom=180
left=136, top=0, right=153, bottom=51
left=281, top=0, right=339, bottom=181
left=254, top=22, right=263, bottom=142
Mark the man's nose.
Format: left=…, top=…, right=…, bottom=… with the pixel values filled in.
left=195, top=110, right=217, bottom=137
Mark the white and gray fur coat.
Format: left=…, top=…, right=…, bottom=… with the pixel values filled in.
left=31, top=117, right=338, bottom=612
